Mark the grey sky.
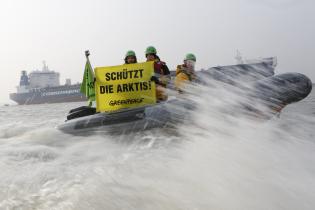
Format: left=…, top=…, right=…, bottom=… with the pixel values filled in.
left=0, top=0, right=314, bottom=103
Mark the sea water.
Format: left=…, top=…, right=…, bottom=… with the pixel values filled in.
left=0, top=85, right=314, bottom=210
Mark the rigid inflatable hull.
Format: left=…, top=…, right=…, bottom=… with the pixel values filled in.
left=58, top=99, right=193, bottom=135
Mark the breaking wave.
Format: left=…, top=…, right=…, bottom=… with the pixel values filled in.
left=0, top=83, right=314, bottom=210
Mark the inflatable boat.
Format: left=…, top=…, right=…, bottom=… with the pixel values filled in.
left=58, top=60, right=312, bottom=135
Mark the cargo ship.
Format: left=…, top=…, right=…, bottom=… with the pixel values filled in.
left=10, top=61, right=87, bottom=105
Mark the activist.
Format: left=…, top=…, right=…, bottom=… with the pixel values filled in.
left=124, top=50, right=137, bottom=64
left=145, top=46, right=170, bottom=101
left=175, top=53, right=197, bottom=92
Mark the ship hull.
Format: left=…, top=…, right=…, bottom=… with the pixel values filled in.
left=10, top=84, right=87, bottom=105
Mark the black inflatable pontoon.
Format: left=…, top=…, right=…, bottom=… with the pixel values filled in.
left=58, top=97, right=194, bottom=135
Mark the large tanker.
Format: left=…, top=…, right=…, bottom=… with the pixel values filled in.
left=9, top=62, right=86, bottom=105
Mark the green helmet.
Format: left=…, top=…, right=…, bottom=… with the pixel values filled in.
left=145, top=46, right=157, bottom=55
left=125, top=50, right=136, bottom=58
left=185, top=53, right=196, bottom=61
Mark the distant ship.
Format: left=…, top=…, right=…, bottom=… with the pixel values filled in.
left=10, top=61, right=87, bottom=105
left=234, top=50, right=277, bottom=67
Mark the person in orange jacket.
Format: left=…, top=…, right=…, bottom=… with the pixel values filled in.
left=175, top=53, right=197, bottom=92
left=145, top=46, right=170, bottom=101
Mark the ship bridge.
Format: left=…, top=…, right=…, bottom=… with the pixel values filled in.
left=28, top=61, right=60, bottom=88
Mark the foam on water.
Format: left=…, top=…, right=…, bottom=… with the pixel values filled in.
left=0, top=84, right=314, bottom=210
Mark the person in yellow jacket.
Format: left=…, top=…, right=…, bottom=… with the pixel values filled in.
left=175, top=53, right=197, bottom=92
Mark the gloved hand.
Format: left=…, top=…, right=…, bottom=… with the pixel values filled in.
left=151, top=76, right=160, bottom=84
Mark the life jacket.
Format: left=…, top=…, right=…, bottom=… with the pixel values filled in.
left=176, top=65, right=195, bottom=81
left=154, top=59, right=170, bottom=76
